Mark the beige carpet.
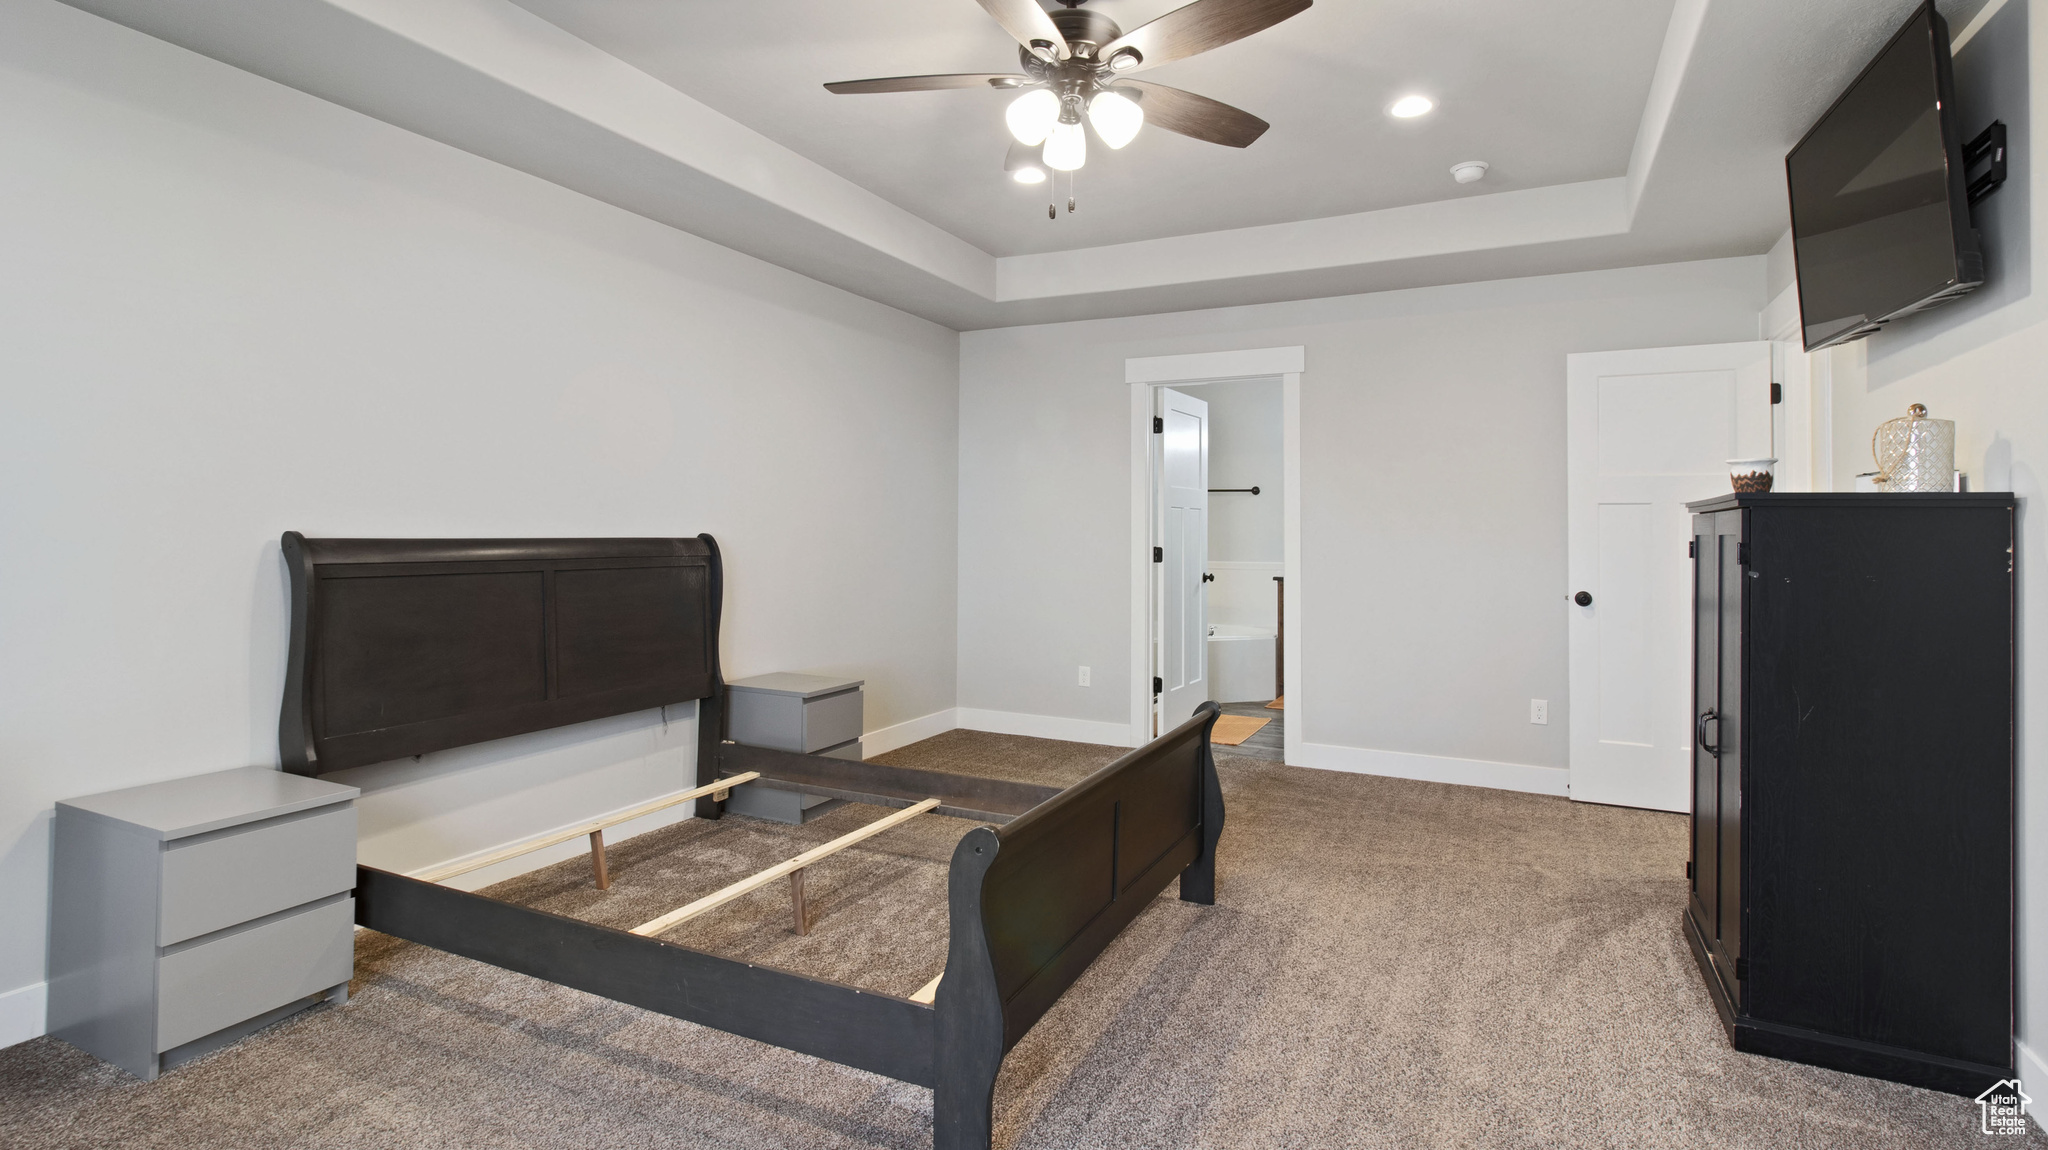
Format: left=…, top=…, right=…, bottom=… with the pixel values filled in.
left=1, top=729, right=2033, bottom=1149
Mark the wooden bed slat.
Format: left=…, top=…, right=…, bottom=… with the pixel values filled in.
left=719, top=743, right=1060, bottom=822
left=631, top=798, right=941, bottom=938
left=409, top=772, right=760, bottom=884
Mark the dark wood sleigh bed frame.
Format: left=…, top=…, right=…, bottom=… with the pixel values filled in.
left=279, top=532, right=1225, bottom=1150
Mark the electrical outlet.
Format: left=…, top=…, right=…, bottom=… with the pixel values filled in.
left=1078, top=666, right=1091, bottom=687
left=1530, top=699, right=1549, bottom=725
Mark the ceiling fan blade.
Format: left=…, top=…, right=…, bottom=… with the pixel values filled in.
left=1100, top=0, right=1309, bottom=73
left=825, top=73, right=1029, bottom=94
left=1116, top=80, right=1269, bottom=147
left=972, top=0, right=1071, bottom=61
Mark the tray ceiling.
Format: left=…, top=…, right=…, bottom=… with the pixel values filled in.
left=55, top=0, right=2007, bottom=328
left=509, top=0, right=1673, bottom=258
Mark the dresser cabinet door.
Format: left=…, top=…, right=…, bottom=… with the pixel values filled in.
left=1713, top=509, right=1744, bottom=999
left=1688, top=510, right=1744, bottom=1007
left=1688, top=515, right=1719, bottom=945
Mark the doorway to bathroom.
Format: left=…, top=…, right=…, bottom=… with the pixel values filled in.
left=1124, top=347, right=1302, bottom=765
left=1172, top=377, right=1285, bottom=762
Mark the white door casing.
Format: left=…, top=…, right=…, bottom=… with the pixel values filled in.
left=1126, top=347, right=1302, bottom=758
left=1156, top=387, right=1210, bottom=729
left=1763, top=280, right=1829, bottom=494
left=1566, top=342, right=1773, bottom=811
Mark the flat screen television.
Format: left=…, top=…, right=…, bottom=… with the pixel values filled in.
left=1787, top=1, right=1983, bottom=351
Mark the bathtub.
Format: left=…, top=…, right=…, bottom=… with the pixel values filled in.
left=1206, top=623, right=1276, bottom=704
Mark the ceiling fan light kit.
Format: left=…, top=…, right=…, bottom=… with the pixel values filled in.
left=826, top=0, right=1309, bottom=212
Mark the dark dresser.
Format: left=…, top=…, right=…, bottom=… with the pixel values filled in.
left=1685, top=492, right=2015, bottom=1095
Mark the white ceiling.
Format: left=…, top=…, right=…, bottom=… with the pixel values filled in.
left=54, top=0, right=2011, bottom=328
left=507, top=0, right=1675, bottom=257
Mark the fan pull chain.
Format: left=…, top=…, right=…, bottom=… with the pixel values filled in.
left=1069, top=167, right=1077, bottom=214
left=1042, top=170, right=1076, bottom=220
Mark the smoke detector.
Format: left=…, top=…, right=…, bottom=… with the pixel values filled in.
left=1451, top=160, right=1489, bottom=184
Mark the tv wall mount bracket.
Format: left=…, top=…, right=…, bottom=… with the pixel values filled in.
left=1965, top=121, right=2007, bottom=208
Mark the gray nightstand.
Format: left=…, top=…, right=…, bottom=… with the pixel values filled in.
left=724, top=672, right=864, bottom=823
left=48, top=766, right=359, bottom=1079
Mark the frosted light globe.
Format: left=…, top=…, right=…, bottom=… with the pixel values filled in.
left=1006, top=89, right=1060, bottom=145
left=1088, top=90, right=1144, bottom=149
left=1043, top=120, right=1087, bottom=171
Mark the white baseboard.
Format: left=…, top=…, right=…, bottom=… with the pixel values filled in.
left=0, top=980, right=47, bottom=1049
left=1294, top=741, right=1569, bottom=796
left=860, top=708, right=960, bottom=757
left=2018, top=1039, right=2048, bottom=1132
left=955, top=708, right=1135, bottom=748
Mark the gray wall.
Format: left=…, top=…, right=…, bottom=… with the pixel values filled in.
left=957, top=258, right=1766, bottom=763
left=1179, top=379, right=1284, bottom=563
left=0, top=1, right=959, bottom=1004
left=1766, top=229, right=1798, bottom=305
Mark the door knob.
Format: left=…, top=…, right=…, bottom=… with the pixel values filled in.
left=1574, top=591, right=1593, bottom=606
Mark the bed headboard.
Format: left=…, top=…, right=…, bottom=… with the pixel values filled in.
left=278, top=533, right=723, bottom=776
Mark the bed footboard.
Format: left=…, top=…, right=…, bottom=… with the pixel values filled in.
left=934, top=702, right=1225, bottom=1150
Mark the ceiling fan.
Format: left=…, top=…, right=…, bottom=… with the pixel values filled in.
left=825, top=0, right=1310, bottom=192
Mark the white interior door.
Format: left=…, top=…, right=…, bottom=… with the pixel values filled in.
left=1156, top=387, right=1210, bottom=727
left=1567, top=342, right=1772, bottom=811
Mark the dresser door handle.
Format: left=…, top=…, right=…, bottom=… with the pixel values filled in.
left=1696, top=709, right=1721, bottom=755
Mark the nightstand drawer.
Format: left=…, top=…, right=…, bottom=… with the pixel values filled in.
left=159, top=807, right=356, bottom=946
left=797, top=689, right=864, bottom=752
left=156, top=896, right=354, bottom=1052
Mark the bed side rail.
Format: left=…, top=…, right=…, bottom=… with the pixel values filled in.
left=354, top=866, right=935, bottom=1086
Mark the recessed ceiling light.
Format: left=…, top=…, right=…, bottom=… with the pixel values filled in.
left=1388, top=95, right=1434, bottom=119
